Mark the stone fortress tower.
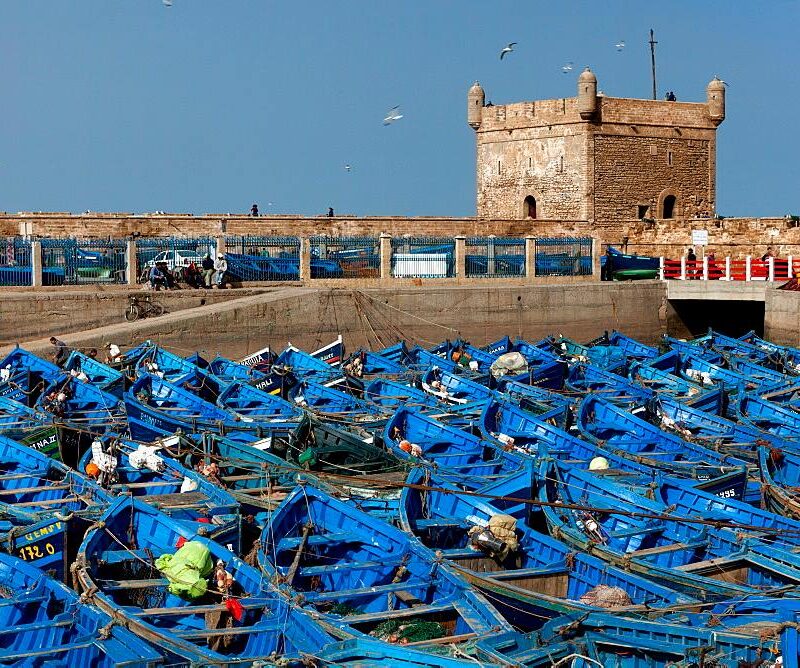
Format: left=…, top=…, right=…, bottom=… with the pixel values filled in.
left=468, top=70, right=726, bottom=222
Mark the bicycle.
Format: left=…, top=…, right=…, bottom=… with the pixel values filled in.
left=124, top=294, right=165, bottom=322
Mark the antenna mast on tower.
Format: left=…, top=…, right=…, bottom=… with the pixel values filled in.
left=649, top=29, right=658, bottom=100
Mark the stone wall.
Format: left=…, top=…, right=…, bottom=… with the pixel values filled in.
left=3, top=212, right=798, bottom=260
left=4, top=283, right=676, bottom=361
left=765, top=289, right=800, bottom=346
left=0, top=287, right=273, bottom=348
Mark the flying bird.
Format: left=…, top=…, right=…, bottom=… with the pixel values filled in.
left=561, top=61, right=573, bottom=74
left=163, top=0, right=172, bottom=6
left=344, top=164, right=352, bottom=172
left=615, top=40, right=625, bottom=51
left=383, top=106, right=403, bottom=126
left=499, top=42, right=517, bottom=60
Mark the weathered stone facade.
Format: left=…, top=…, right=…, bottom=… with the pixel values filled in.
left=469, top=71, right=724, bottom=222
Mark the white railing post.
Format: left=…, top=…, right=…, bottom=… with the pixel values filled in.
left=745, top=256, right=752, bottom=282
left=724, top=256, right=731, bottom=281
left=31, top=241, right=42, bottom=288
left=789, top=255, right=794, bottom=278
left=680, top=257, right=686, bottom=280
left=658, top=257, right=664, bottom=281
left=768, top=256, right=775, bottom=282
left=702, top=256, right=709, bottom=281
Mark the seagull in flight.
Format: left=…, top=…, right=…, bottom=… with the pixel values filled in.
left=383, top=106, right=403, bottom=126
left=163, top=0, right=172, bottom=6
left=615, top=40, right=625, bottom=51
left=561, top=61, right=573, bottom=74
left=500, top=42, right=517, bottom=60
left=344, top=164, right=352, bottom=172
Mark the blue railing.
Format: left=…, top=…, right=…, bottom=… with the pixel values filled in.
left=135, top=237, right=217, bottom=281
left=310, top=236, right=379, bottom=279
left=224, top=236, right=301, bottom=281
left=466, top=237, right=526, bottom=278
left=42, top=238, right=128, bottom=285
left=0, top=237, right=34, bottom=286
left=391, top=237, right=455, bottom=278
left=534, top=237, right=593, bottom=276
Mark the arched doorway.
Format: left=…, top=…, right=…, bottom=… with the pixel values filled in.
left=662, top=195, right=676, bottom=219
left=523, top=195, right=537, bottom=219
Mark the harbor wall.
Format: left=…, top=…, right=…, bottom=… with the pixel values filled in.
left=765, top=289, right=800, bottom=346
left=2, top=212, right=796, bottom=259
left=2, top=282, right=677, bottom=360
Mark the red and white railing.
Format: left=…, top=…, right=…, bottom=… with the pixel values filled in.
left=660, top=256, right=796, bottom=281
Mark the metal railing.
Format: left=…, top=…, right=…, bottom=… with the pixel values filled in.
left=42, top=238, right=128, bottom=285
left=0, top=237, right=33, bottom=286
left=534, top=237, right=592, bottom=276
left=465, top=237, right=525, bottom=278
left=391, top=237, right=455, bottom=278
left=660, top=255, right=795, bottom=281
left=135, top=237, right=217, bottom=281
left=310, top=236, right=379, bottom=279
left=224, top=236, right=301, bottom=281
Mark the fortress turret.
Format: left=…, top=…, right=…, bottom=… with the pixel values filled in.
left=706, top=76, right=726, bottom=126
left=467, top=81, right=485, bottom=129
left=577, top=68, right=598, bottom=120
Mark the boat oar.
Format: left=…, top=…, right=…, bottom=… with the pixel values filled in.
left=284, top=521, right=313, bottom=586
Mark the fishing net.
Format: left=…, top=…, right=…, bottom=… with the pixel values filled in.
left=327, top=602, right=362, bottom=616
left=370, top=618, right=445, bottom=643
left=578, top=584, right=632, bottom=608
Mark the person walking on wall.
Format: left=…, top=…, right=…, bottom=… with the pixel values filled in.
left=686, top=247, right=697, bottom=279
left=251, top=203, right=259, bottom=217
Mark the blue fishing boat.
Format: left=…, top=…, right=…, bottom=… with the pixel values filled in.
left=0, top=551, right=163, bottom=666
left=738, top=393, right=800, bottom=439
left=727, top=356, right=794, bottom=389
left=37, top=375, right=127, bottom=435
left=342, top=349, right=408, bottom=378
left=497, top=378, right=575, bottom=417
left=476, top=611, right=775, bottom=667
left=364, top=378, right=442, bottom=411
left=124, top=374, right=264, bottom=443
left=291, top=379, right=388, bottom=425
left=565, top=362, right=653, bottom=408
left=135, top=346, right=224, bottom=402
left=759, top=446, right=800, bottom=520
left=383, top=407, right=526, bottom=482
left=216, top=380, right=304, bottom=427
left=64, top=350, right=127, bottom=397
left=0, top=434, right=110, bottom=578
left=630, top=359, right=727, bottom=414
left=76, top=496, right=334, bottom=665
left=479, top=397, right=571, bottom=447
left=548, top=335, right=629, bottom=372
left=662, top=336, right=725, bottom=364
left=0, top=346, right=63, bottom=405
left=428, top=339, right=499, bottom=373
left=650, top=393, right=783, bottom=461
left=421, top=366, right=493, bottom=405
left=206, top=354, right=269, bottom=384
left=578, top=396, right=749, bottom=488
left=402, top=345, right=462, bottom=374
left=740, top=330, right=800, bottom=372
left=78, top=435, right=241, bottom=545
left=537, top=457, right=800, bottom=600
left=400, top=467, right=690, bottom=631
left=317, top=638, right=478, bottom=667
left=274, top=344, right=341, bottom=380
left=258, top=484, right=513, bottom=646
left=603, top=329, right=660, bottom=361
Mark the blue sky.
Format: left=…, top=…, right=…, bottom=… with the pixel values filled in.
left=2, top=1, right=797, bottom=217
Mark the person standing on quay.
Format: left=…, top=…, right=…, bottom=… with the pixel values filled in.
left=201, top=253, right=215, bottom=289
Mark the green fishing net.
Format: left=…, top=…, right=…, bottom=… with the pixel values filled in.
left=370, top=618, right=445, bottom=643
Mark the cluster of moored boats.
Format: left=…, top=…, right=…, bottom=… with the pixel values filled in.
left=2, top=329, right=800, bottom=666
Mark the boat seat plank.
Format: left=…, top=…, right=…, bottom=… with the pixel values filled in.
left=137, top=599, right=273, bottom=617
left=277, top=531, right=362, bottom=551
left=175, top=625, right=275, bottom=640
left=414, top=519, right=467, bottom=530
left=345, top=602, right=455, bottom=624
left=304, top=580, right=432, bottom=603
left=101, top=577, right=169, bottom=590
left=0, top=483, right=70, bottom=496
left=609, top=524, right=666, bottom=540
left=299, top=559, right=402, bottom=577
left=627, top=540, right=706, bottom=558
left=98, top=549, right=154, bottom=565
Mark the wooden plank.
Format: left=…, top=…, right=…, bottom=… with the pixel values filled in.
left=346, top=602, right=454, bottom=624
left=101, top=577, right=169, bottom=591
left=0, top=483, right=70, bottom=496
left=305, top=581, right=431, bottom=603
left=138, top=599, right=272, bottom=617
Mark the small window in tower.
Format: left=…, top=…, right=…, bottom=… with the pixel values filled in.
left=667, top=151, right=673, bottom=166
left=637, top=205, right=650, bottom=220
left=528, top=157, right=532, bottom=169
left=650, top=145, right=657, bottom=156
left=497, top=160, right=501, bottom=175
left=559, top=156, right=564, bottom=173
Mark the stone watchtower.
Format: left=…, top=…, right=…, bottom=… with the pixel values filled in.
left=468, top=70, right=726, bottom=222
